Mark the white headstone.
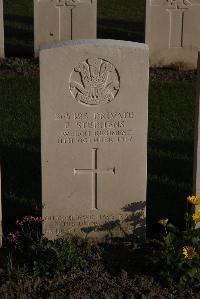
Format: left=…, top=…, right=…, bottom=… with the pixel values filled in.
left=146, top=0, right=200, bottom=68
left=0, top=0, right=4, bottom=58
left=40, top=40, right=149, bottom=240
left=34, top=0, right=97, bottom=57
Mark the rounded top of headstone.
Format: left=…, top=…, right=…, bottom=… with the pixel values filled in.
left=40, top=39, right=149, bottom=53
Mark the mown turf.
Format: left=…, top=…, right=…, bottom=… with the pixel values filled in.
left=0, top=0, right=197, bottom=233
left=0, top=74, right=196, bottom=232
left=4, top=0, right=34, bottom=56
left=0, top=77, right=41, bottom=230
left=98, top=0, right=145, bottom=42
left=148, top=81, right=196, bottom=231
left=3, top=0, right=145, bottom=57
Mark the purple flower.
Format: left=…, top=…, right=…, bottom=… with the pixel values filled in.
left=7, top=231, right=20, bottom=243
left=16, top=220, right=23, bottom=226
left=35, top=217, right=43, bottom=223
left=23, top=216, right=35, bottom=223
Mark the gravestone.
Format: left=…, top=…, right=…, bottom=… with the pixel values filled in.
left=0, top=0, right=4, bottom=58
left=40, top=40, right=149, bottom=240
left=146, top=0, right=200, bottom=68
left=193, top=52, right=200, bottom=225
left=34, top=0, right=97, bottom=57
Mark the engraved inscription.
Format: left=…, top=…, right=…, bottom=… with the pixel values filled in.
left=74, top=148, right=115, bottom=210
left=69, top=58, right=120, bottom=106
left=55, top=111, right=135, bottom=144
left=43, top=213, right=134, bottom=236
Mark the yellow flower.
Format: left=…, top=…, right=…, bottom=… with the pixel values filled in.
left=192, top=212, right=200, bottom=223
left=187, top=195, right=200, bottom=205
left=158, top=218, right=168, bottom=226
left=182, top=246, right=197, bottom=259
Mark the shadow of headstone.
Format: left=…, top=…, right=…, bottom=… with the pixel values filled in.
left=81, top=201, right=146, bottom=241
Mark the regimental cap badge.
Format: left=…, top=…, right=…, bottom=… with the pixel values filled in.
left=69, top=58, right=120, bottom=106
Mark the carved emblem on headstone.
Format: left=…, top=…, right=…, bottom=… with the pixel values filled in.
left=54, top=0, right=81, bottom=7
left=165, top=0, right=191, bottom=9
left=69, top=58, right=120, bottom=106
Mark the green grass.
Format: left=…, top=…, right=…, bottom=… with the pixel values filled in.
left=148, top=81, right=196, bottom=231
left=3, top=0, right=145, bottom=56
left=0, top=77, right=41, bottom=230
left=4, top=0, right=34, bottom=56
left=0, top=75, right=196, bottom=232
left=98, top=0, right=145, bottom=42
left=98, top=0, right=145, bottom=21
left=0, top=0, right=197, bottom=233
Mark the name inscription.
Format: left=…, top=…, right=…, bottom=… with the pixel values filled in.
left=54, top=111, right=135, bottom=144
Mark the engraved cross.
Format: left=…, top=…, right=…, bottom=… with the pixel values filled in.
left=55, top=0, right=81, bottom=40
left=74, top=148, right=115, bottom=210
left=166, top=0, right=191, bottom=48
left=151, top=0, right=192, bottom=48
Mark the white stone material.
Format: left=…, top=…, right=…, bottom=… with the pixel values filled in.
left=0, top=0, right=4, bottom=58
left=34, top=0, right=97, bottom=57
left=40, top=40, right=149, bottom=240
left=146, top=0, right=200, bottom=69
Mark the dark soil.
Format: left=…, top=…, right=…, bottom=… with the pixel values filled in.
left=0, top=272, right=198, bottom=299
left=150, top=67, right=196, bottom=82
left=0, top=238, right=199, bottom=298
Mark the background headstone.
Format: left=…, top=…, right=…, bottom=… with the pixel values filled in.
left=40, top=40, right=149, bottom=240
left=34, top=0, right=97, bottom=57
left=146, top=0, right=200, bottom=69
left=0, top=0, right=4, bottom=58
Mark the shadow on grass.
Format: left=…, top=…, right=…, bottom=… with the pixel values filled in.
left=5, top=14, right=33, bottom=25
left=1, top=137, right=193, bottom=237
left=4, top=14, right=34, bottom=57
left=98, top=19, right=144, bottom=42
left=147, top=138, right=194, bottom=235
left=81, top=201, right=147, bottom=276
left=1, top=139, right=41, bottom=233
left=4, top=16, right=145, bottom=57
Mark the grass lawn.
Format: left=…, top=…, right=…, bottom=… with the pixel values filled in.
left=0, top=0, right=196, bottom=233
left=3, top=0, right=145, bottom=56
left=0, top=75, right=196, bottom=233
left=0, top=1, right=199, bottom=296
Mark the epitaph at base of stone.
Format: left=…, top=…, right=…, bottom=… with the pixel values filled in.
left=40, top=40, right=149, bottom=240
left=34, top=0, right=97, bottom=57
left=146, top=0, right=200, bottom=69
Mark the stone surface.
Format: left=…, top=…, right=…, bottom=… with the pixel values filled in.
left=0, top=0, right=4, bottom=58
left=193, top=52, right=200, bottom=222
left=40, top=40, right=149, bottom=240
left=34, top=0, right=97, bottom=57
left=146, top=0, right=200, bottom=69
